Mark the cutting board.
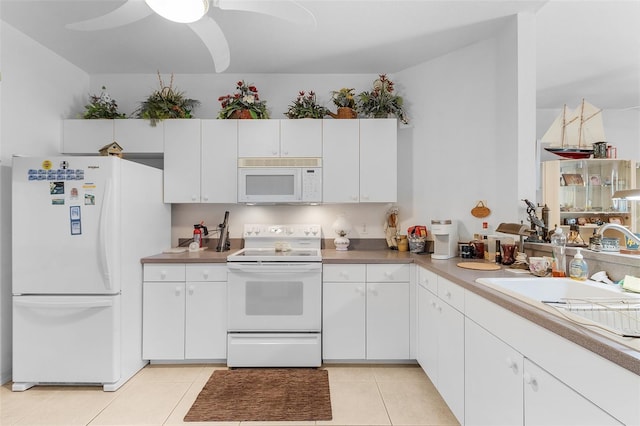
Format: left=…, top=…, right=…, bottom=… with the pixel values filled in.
left=457, top=262, right=501, bottom=271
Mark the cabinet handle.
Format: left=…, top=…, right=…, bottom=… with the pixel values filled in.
left=188, top=285, right=194, bottom=295
left=351, top=195, right=358, bottom=201
left=355, top=286, right=365, bottom=296
left=175, top=286, right=182, bottom=296
left=191, top=195, right=198, bottom=201
left=430, top=300, right=437, bottom=308
left=203, top=270, right=209, bottom=279
left=445, top=290, right=452, bottom=299
left=339, top=271, right=349, bottom=279
left=202, top=195, right=209, bottom=202
left=524, top=372, right=538, bottom=390
left=362, top=195, right=370, bottom=200
left=384, top=271, right=393, bottom=279
left=283, top=151, right=289, bottom=156
left=505, top=357, right=519, bottom=373
left=160, top=271, right=167, bottom=279
left=272, top=151, right=278, bottom=156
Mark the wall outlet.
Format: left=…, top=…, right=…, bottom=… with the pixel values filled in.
left=361, top=223, right=368, bottom=234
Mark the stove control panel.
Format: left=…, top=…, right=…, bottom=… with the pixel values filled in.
left=243, top=224, right=321, bottom=239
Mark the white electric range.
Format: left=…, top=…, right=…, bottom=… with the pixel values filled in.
left=226, top=224, right=323, bottom=367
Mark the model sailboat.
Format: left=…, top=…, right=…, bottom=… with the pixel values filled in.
left=542, top=99, right=606, bottom=159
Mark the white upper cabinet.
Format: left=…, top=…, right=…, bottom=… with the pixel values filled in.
left=237, top=120, right=280, bottom=157
left=322, top=119, right=360, bottom=203
left=280, top=119, right=322, bottom=157
left=201, top=120, right=238, bottom=203
left=163, top=120, right=202, bottom=203
left=323, top=119, right=397, bottom=203
left=62, top=119, right=163, bottom=154
left=360, top=119, right=397, bottom=202
left=238, top=120, right=322, bottom=158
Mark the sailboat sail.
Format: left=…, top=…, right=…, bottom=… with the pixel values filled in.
left=542, top=99, right=605, bottom=159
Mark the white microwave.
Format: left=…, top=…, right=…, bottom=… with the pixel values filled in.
left=237, top=158, right=322, bottom=204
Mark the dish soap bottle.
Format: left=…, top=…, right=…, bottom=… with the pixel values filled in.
left=550, top=226, right=567, bottom=277
left=569, top=248, right=588, bottom=281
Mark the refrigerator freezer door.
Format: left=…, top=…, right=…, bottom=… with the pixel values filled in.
left=12, top=157, right=120, bottom=294
left=12, top=295, right=120, bottom=388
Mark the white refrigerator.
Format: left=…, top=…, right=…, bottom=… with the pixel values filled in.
left=11, top=156, right=170, bottom=391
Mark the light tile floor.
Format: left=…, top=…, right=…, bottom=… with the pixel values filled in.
left=1, top=364, right=459, bottom=426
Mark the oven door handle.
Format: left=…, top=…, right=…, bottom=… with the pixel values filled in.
left=227, top=263, right=321, bottom=273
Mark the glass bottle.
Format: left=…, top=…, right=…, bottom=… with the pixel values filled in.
left=550, top=226, right=567, bottom=277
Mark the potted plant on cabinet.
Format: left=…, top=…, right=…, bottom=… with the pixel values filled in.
left=285, top=90, right=328, bottom=119
left=82, top=86, right=126, bottom=119
left=357, top=74, right=408, bottom=124
left=218, top=80, right=269, bottom=119
left=135, top=72, right=200, bottom=126
left=327, top=88, right=357, bottom=119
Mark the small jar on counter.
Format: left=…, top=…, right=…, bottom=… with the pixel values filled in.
left=397, top=235, right=409, bottom=252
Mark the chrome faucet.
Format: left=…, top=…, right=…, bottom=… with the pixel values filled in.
left=596, top=223, right=640, bottom=245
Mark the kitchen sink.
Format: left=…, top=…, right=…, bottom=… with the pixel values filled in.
left=476, top=277, right=640, bottom=337
left=475, top=277, right=637, bottom=302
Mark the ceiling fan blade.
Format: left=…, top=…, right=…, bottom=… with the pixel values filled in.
left=216, top=0, right=316, bottom=28
left=66, top=0, right=153, bottom=31
left=188, top=16, right=231, bottom=73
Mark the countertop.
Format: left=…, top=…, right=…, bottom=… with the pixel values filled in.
left=140, top=248, right=640, bottom=376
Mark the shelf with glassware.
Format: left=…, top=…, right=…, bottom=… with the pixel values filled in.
left=542, top=159, right=637, bottom=240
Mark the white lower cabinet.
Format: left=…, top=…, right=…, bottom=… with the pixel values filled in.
left=465, top=317, right=524, bottom=426
left=322, top=264, right=410, bottom=360
left=465, top=286, right=633, bottom=425
left=142, top=264, right=227, bottom=361
left=416, top=267, right=464, bottom=424
left=523, top=359, right=622, bottom=426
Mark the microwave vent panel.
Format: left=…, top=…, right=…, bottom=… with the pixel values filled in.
left=238, top=158, right=322, bottom=168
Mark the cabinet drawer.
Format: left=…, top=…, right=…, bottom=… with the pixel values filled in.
left=438, top=277, right=464, bottom=312
left=323, top=264, right=366, bottom=282
left=417, top=266, right=438, bottom=294
left=186, top=264, right=227, bottom=282
left=143, top=264, right=185, bottom=282
left=366, top=264, right=410, bottom=282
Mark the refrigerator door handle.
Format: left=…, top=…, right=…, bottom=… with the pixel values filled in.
left=14, top=299, right=114, bottom=309
left=98, top=180, right=114, bottom=291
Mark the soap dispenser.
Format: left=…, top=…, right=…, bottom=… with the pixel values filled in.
left=569, top=248, right=588, bottom=281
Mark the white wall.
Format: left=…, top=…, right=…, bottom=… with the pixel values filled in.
left=0, top=22, right=89, bottom=384
left=395, top=14, right=536, bottom=241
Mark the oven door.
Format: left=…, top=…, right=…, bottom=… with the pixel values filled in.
left=227, top=262, right=321, bottom=331
left=238, top=168, right=302, bottom=203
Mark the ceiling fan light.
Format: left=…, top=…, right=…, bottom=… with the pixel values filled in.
left=145, top=0, right=209, bottom=24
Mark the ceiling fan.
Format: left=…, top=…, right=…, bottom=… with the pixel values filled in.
left=65, top=0, right=316, bottom=73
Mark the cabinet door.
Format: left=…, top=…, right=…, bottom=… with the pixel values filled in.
left=185, top=282, right=227, bottom=359
left=359, top=119, right=397, bottom=202
left=465, top=318, right=523, bottom=426
left=163, top=119, right=202, bottom=203
left=62, top=119, right=114, bottom=154
left=201, top=120, right=238, bottom=203
left=437, top=299, right=465, bottom=423
left=524, top=359, right=622, bottom=426
left=322, top=282, right=366, bottom=359
left=280, top=119, right=322, bottom=157
left=113, top=119, right=164, bottom=153
left=322, top=119, right=360, bottom=202
left=142, top=282, right=185, bottom=360
left=238, top=120, right=280, bottom=157
left=366, top=282, right=410, bottom=360
left=416, top=283, right=431, bottom=369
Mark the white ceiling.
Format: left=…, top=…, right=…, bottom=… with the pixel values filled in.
left=2, top=0, right=639, bottom=109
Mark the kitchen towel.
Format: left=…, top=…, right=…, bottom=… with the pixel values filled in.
left=184, top=368, right=332, bottom=422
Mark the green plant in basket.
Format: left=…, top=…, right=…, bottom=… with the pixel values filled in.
left=135, top=72, right=200, bottom=126
left=285, top=90, right=328, bottom=119
left=218, top=80, right=269, bottom=119
left=82, top=86, right=126, bottom=119
left=357, top=74, right=408, bottom=124
left=330, top=88, right=356, bottom=109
